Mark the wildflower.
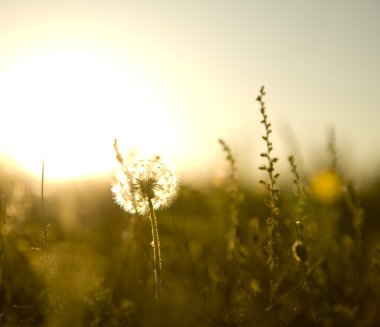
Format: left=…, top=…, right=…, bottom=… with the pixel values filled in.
left=292, top=240, right=308, bottom=262
left=112, top=156, right=178, bottom=215
left=311, top=170, right=341, bottom=204
left=112, top=140, right=178, bottom=302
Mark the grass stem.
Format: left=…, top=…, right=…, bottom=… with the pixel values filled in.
left=0, top=195, right=5, bottom=312
left=41, top=160, right=48, bottom=262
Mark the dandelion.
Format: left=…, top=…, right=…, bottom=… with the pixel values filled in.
left=292, top=240, right=308, bottom=263
left=111, top=139, right=178, bottom=302
left=112, top=156, right=178, bottom=215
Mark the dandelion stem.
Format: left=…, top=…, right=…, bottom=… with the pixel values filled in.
left=148, top=197, right=162, bottom=302
left=41, top=160, right=48, bottom=262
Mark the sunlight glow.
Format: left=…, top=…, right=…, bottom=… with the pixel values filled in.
left=0, top=50, right=177, bottom=180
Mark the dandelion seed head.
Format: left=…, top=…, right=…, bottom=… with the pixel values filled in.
left=292, top=240, right=308, bottom=262
left=112, top=156, right=178, bottom=215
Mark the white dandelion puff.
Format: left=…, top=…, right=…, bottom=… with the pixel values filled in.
left=112, top=156, right=178, bottom=215
left=111, top=139, right=178, bottom=302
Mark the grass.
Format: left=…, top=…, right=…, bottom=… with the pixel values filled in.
left=40, top=160, right=48, bottom=263
left=0, top=86, right=379, bottom=326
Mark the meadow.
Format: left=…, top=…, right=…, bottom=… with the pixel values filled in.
left=1, top=87, right=380, bottom=327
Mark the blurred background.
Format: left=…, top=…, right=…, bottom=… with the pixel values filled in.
left=0, top=0, right=379, bottom=185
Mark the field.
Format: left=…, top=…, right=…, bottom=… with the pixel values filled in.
left=1, top=89, right=380, bottom=327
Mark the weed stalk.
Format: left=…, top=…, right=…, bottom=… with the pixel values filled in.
left=41, top=160, right=48, bottom=262
left=257, top=86, right=281, bottom=312
left=218, top=138, right=243, bottom=259
left=0, top=195, right=5, bottom=317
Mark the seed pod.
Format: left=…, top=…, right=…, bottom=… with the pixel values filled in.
left=292, top=241, right=308, bottom=262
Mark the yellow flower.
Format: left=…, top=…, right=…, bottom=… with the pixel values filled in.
left=311, top=170, right=341, bottom=203
left=112, top=156, right=178, bottom=215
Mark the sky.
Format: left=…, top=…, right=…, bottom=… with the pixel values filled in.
left=0, top=0, right=379, bottom=185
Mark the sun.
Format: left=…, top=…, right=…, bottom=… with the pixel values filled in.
left=0, top=49, right=177, bottom=181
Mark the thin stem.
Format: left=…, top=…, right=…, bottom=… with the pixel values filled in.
left=218, top=138, right=243, bottom=258
left=41, top=160, right=48, bottom=262
left=148, top=197, right=162, bottom=302
left=301, top=265, right=319, bottom=327
left=0, top=195, right=5, bottom=289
